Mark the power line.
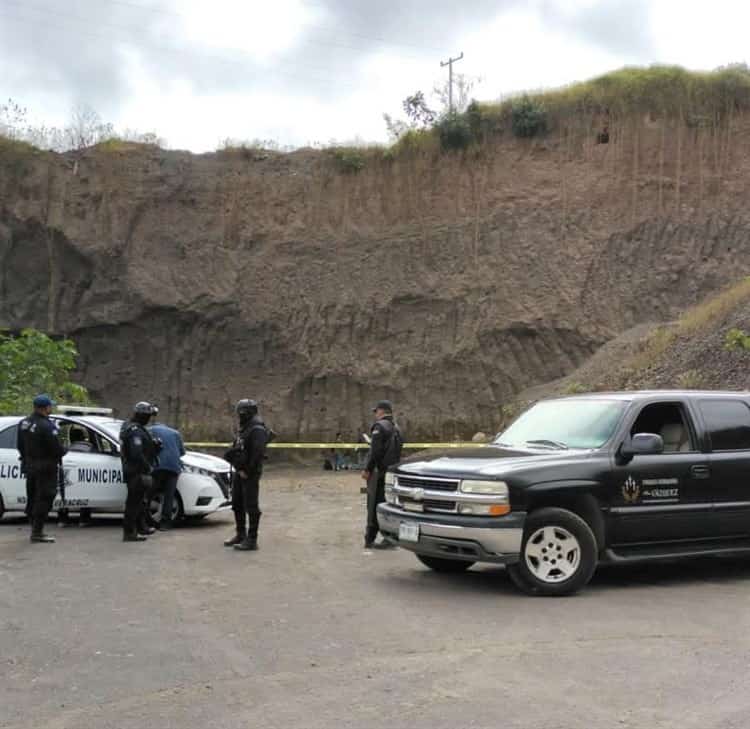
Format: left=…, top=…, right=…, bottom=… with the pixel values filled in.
left=86, top=0, right=447, bottom=54
left=0, top=5, right=371, bottom=89
left=1, top=0, right=443, bottom=64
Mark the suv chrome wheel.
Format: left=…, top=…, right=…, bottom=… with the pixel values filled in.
left=524, top=526, right=581, bottom=583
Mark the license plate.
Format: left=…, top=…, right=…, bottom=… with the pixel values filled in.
left=399, top=522, right=420, bottom=543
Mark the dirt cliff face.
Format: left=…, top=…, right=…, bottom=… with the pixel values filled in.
left=2, top=114, right=750, bottom=439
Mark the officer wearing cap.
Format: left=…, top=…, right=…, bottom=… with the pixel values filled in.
left=362, top=400, right=403, bottom=548
left=223, top=399, right=270, bottom=551
left=119, top=401, right=161, bottom=542
left=17, top=394, right=66, bottom=543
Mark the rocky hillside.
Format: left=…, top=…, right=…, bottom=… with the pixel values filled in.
left=512, top=277, right=750, bottom=413
left=3, top=72, right=750, bottom=439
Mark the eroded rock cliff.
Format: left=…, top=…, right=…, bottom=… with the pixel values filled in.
left=2, top=114, right=750, bottom=439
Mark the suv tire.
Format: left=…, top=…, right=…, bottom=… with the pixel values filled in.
left=416, top=554, right=475, bottom=572
left=507, top=507, right=597, bottom=596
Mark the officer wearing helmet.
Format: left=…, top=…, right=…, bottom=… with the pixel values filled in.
left=119, top=401, right=161, bottom=542
left=223, top=399, right=270, bottom=551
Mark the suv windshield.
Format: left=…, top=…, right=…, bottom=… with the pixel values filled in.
left=496, top=399, right=626, bottom=450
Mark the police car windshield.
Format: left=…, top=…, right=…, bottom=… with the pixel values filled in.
left=495, top=399, right=626, bottom=450
left=95, top=420, right=124, bottom=440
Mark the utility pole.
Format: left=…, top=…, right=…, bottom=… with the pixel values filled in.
left=440, top=52, right=464, bottom=114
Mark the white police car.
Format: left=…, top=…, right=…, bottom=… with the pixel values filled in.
left=0, top=409, right=231, bottom=522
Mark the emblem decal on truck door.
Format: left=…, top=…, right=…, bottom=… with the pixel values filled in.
left=622, top=476, right=640, bottom=504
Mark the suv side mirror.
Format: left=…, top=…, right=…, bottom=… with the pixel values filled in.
left=618, top=433, right=664, bottom=463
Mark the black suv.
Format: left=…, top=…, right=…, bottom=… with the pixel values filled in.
left=377, top=391, right=750, bottom=595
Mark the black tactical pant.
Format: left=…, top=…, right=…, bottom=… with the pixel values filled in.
left=24, top=472, right=37, bottom=521
left=124, top=472, right=147, bottom=537
left=365, top=468, right=385, bottom=544
left=231, top=470, right=262, bottom=537
left=30, top=468, right=57, bottom=537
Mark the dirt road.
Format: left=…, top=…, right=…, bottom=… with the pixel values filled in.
left=2, top=467, right=750, bottom=729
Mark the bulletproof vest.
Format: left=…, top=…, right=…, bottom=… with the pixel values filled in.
left=23, top=413, right=64, bottom=471
left=120, top=421, right=158, bottom=468
left=375, top=417, right=403, bottom=468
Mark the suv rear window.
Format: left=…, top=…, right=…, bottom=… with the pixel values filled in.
left=699, top=400, right=750, bottom=451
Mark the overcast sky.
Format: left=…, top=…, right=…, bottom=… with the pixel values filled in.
left=2, top=0, right=749, bottom=151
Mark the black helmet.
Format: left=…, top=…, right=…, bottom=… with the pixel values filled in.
left=236, top=399, right=258, bottom=418
left=133, top=401, right=158, bottom=425
left=134, top=401, right=159, bottom=416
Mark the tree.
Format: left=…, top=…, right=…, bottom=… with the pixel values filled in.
left=65, top=104, right=114, bottom=151
left=383, top=90, right=436, bottom=141
left=0, top=99, right=28, bottom=140
left=433, top=73, right=481, bottom=115
left=0, top=330, right=91, bottom=415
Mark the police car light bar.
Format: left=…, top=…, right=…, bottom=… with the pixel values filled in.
left=56, top=405, right=114, bottom=416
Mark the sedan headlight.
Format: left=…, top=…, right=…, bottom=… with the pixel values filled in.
left=183, top=464, right=215, bottom=478
left=460, top=480, right=509, bottom=496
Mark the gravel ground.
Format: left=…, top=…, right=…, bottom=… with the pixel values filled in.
left=2, top=466, right=750, bottom=729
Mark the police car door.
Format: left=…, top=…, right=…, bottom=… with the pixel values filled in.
left=55, top=420, right=122, bottom=512
left=609, top=399, right=715, bottom=544
left=0, top=420, right=26, bottom=513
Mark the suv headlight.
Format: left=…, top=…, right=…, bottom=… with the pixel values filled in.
left=384, top=472, right=395, bottom=486
left=460, top=480, right=508, bottom=496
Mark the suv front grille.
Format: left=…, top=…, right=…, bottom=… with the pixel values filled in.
left=397, top=475, right=459, bottom=492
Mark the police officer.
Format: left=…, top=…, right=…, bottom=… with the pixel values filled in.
left=119, top=401, right=160, bottom=542
left=362, top=400, right=403, bottom=549
left=223, top=399, right=269, bottom=551
left=18, top=394, right=67, bottom=543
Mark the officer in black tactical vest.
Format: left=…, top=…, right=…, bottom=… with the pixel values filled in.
left=362, top=400, right=403, bottom=548
left=18, top=394, right=67, bottom=543
left=119, top=401, right=161, bottom=542
left=223, top=399, right=269, bottom=551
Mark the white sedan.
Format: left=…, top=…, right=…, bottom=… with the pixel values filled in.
left=0, top=414, right=232, bottom=523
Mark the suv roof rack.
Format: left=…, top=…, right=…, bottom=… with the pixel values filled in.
left=56, top=405, right=114, bottom=416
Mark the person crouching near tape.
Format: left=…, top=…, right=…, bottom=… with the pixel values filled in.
left=362, top=400, right=403, bottom=549
left=223, top=399, right=271, bottom=552
left=119, top=402, right=161, bottom=542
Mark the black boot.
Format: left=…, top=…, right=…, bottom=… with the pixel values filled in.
left=224, top=511, right=246, bottom=547
left=137, top=518, right=156, bottom=536
left=123, top=533, right=147, bottom=542
left=234, top=513, right=261, bottom=551
left=30, top=533, right=55, bottom=543
left=30, top=515, right=55, bottom=543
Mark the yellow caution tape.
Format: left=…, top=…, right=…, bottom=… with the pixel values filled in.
left=184, top=442, right=490, bottom=450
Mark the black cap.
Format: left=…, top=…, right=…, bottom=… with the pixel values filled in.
left=372, top=400, right=393, bottom=413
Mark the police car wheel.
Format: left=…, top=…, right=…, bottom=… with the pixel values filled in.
left=149, top=492, right=184, bottom=524
left=416, top=554, right=475, bottom=572
left=509, top=507, right=597, bottom=596
left=0, top=493, right=5, bottom=520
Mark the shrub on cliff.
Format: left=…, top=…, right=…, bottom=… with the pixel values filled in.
left=0, top=329, right=91, bottom=415
left=437, top=114, right=473, bottom=151
left=511, top=96, right=548, bottom=138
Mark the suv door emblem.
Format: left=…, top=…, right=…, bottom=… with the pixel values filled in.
left=622, top=476, right=640, bottom=504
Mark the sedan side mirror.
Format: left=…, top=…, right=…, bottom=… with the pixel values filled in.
left=618, top=432, right=664, bottom=463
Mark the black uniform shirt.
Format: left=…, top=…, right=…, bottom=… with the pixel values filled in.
left=20, top=413, right=66, bottom=473
left=120, top=420, right=159, bottom=476
left=366, top=416, right=403, bottom=472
